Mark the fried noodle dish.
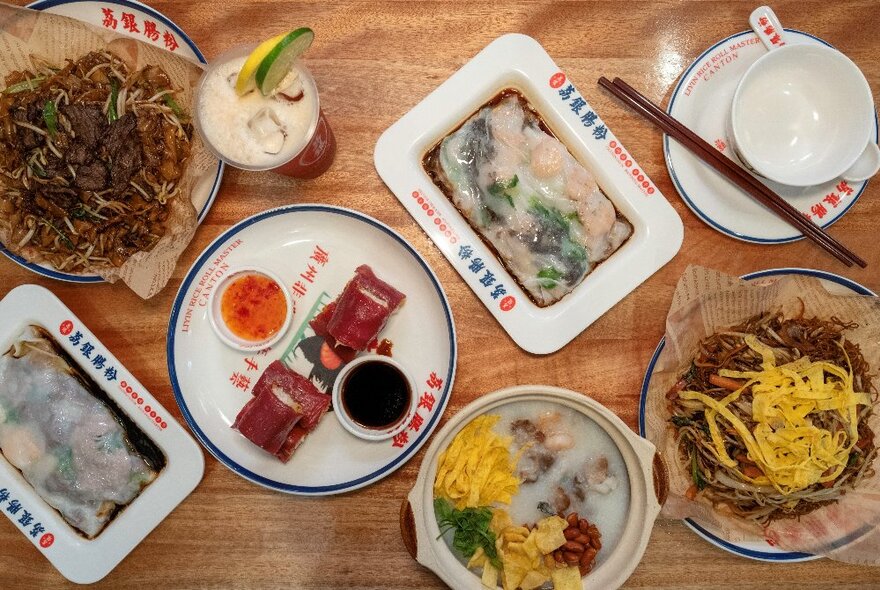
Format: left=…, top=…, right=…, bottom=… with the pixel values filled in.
left=0, top=51, right=192, bottom=272
left=667, top=310, right=877, bottom=526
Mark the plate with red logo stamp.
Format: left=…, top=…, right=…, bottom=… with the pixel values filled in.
left=375, top=34, right=683, bottom=355
left=0, top=0, right=225, bottom=282
left=639, top=268, right=876, bottom=562
left=167, top=205, right=457, bottom=495
left=665, top=29, right=878, bottom=243
left=0, top=284, right=204, bottom=583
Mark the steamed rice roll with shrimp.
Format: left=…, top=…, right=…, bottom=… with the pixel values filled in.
left=424, top=91, right=632, bottom=306
left=0, top=326, right=165, bottom=538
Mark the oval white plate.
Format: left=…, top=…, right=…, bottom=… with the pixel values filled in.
left=638, top=267, right=876, bottom=562
left=0, top=0, right=225, bottom=282
left=665, top=30, right=877, bottom=243
left=168, top=205, right=457, bottom=494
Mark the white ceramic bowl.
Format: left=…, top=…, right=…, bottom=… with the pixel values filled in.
left=401, top=385, right=666, bottom=590
left=730, top=44, right=878, bottom=187
left=332, top=354, right=419, bottom=441
left=207, top=265, right=293, bottom=352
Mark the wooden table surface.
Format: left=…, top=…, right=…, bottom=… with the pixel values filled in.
left=3, top=0, right=880, bottom=587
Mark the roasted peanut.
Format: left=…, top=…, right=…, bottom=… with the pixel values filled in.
left=553, top=550, right=564, bottom=564
left=578, top=518, right=590, bottom=533
left=564, top=528, right=580, bottom=540
left=563, top=551, right=581, bottom=565
left=544, top=553, right=556, bottom=569
left=590, top=536, right=602, bottom=550
left=566, top=512, right=579, bottom=527
left=574, top=533, right=591, bottom=545
left=563, top=540, right=585, bottom=552
left=583, top=547, right=598, bottom=562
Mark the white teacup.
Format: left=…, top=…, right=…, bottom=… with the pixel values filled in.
left=728, top=6, right=880, bottom=187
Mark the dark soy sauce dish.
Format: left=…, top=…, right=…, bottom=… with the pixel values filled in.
left=332, top=356, right=417, bottom=440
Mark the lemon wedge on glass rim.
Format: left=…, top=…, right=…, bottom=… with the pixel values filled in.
left=234, top=28, right=314, bottom=96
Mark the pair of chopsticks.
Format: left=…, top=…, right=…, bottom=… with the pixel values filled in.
left=598, top=77, right=866, bottom=268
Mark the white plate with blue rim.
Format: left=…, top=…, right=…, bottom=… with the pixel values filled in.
left=665, top=30, right=877, bottom=243
left=0, top=0, right=225, bottom=282
left=638, top=267, right=876, bottom=562
left=167, top=205, right=457, bottom=495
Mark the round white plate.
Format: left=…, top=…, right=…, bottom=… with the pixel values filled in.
left=0, top=0, right=225, bottom=282
left=638, top=267, right=876, bottom=562
left=167, top=205, right=457, bottom=494
left=665, top=30, right=877, bottom=243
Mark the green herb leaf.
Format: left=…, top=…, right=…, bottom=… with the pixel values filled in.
left=691, top=445, right=706, bottom=491
left=487, top=175, right=518, bottom=208
left=29, top=161, right=48, bottom=178
left=434, top=497, right=501, bottom=569
left=108, top=79, right=119, bottom=123
left=163, top=92, right=185, bottom=118
left=40, top=217, right=74, bottom=251
left=671, top=415, right=693, bottom=428
left=2, top=76, right=46, bottom=94
left=848, top=452, right=860, bottom=468
left=42, top=100, right=57, bottom=137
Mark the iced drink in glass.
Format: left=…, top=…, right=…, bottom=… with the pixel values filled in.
left=194, top=45, right=335, bottom=179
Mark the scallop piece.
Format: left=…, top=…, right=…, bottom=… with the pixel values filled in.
left=247, top=107, right=287, bottom=154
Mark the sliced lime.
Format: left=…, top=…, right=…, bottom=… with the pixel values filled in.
left=255, top=27, right=314, bottom=96
left=235, top=33, right=287, bottom=96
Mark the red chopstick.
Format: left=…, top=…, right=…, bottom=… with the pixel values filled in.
left=598, top=76, right=866, bottom=268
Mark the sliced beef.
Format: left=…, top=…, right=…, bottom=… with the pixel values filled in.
left=13, top=103, right=43, bottom=150
left=66, top=139, right=93, bottom=166
left=61, top=104, right=105, bottom=150
left=105, top=112, right=142, bottom=192
left=74, top=161, right=109, bottom=191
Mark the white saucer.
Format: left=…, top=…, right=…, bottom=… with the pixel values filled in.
left=665, top=30, right=878, bottom=243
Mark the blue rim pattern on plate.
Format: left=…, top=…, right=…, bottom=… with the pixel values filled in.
left=167, top=205, right=457, bottom=494
left=664, top=29, right=878, bottom=244
left=2, top=0, right=225, bottom=282
left=638, top=268, right=876, bottom=561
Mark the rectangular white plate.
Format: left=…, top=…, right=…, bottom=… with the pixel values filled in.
left=0, top=285, right=204, bottom=584
left=374, top=34, right=683, bottom=354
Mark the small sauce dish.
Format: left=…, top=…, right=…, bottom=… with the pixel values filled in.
left=208, top=266, right=293, bottom=352
left=332, top=354, right=418, bottom=441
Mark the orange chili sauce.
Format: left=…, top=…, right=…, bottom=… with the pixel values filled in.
left=220, top=273, right=287, bottom=342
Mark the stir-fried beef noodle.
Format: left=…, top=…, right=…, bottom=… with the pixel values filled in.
left=0, top=51, right=191, bottom=272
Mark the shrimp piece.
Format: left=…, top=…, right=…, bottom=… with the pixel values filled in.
left=0, top=424, right=45, bottom=470
left=538, top=411, right=575, bottom=451
left=530, top=137, right=564, bottom=179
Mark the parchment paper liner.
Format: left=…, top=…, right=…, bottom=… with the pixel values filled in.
left=644, top=265, right=880, bottom=565
left=0, top=3, right=215, bottom=298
